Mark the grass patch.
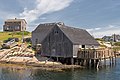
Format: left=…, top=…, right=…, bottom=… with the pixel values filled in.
left=113, top=46, right=120, bottom=52
left=16, top=31, right=30, bottom=35
left=114, top=42, right=120, bottom=46
left=95, top=38, right=104, bottom=41
left=0, top=31, right=31, bottom=42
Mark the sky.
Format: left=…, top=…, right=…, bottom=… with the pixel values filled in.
left=0, top=0, right=120, bottom=38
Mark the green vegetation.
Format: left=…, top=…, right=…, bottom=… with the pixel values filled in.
left=113, top=46, right=120, bottom=52
left=0, top=31, right=31, bottom=42
left=114, top=42, right=120, bottom=46
left=15, top=31, right=30, bottom=35
left=95, top=38, right=120, bottom=52
left=112, top=42, right=120, bottom=52
left=95, top=38, right=104, bottom=41
left=100, top=45, right=107, bottom=48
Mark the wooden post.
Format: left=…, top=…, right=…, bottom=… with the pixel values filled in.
left=111, top=52, right=114, bottom=66
left=89, top=59, right=91, bottom=69
left=91, top=59, right=94, bottom=68
left=78, top=59, right=80, bottom=65
left=83, top=59, right=86, bottom=66
left=81, top=59, right=84, bottom=66
left=99, top=58, right=102, bottom=68
left=111, top=57, right=114, bottom=66
left=103, top=51, right=106, bottom=67
left=104, top=58, right=106, bottom=67
left=71, top=58, right=74, bottom=65
left=109, top=57, right=111, bottom=66
left=96, top=59, right=99, bottom=69
left=94, top=59, right=97, bottom=68
left=56, top=57, right=59, bottom=62
left=86, top=59, right=90, bottom=68
left=114, top=51, right=117, bottom=65
left=76, top=58, right=79, bottom=65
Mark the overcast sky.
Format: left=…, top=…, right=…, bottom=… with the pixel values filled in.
left=0, top=0, right=120, bottom=38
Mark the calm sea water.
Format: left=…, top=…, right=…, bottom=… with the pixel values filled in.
left=0, top=58, right=120, bottom=80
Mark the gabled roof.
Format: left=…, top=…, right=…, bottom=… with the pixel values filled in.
left=32, top=23, right=56, bottom=42
left=59, top=25, right=99, bottom=45
left=32, top=22, right=99, bottom=46
left=5, top=18, right=27, bottom=24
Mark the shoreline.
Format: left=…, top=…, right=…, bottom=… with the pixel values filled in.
left=0, top=47, right=119, bottom=71
left=0, top=59, right=84, bottom=71
left=0, top=55, right=119, bottom=71
left=0, top=48, right=84, bottom=71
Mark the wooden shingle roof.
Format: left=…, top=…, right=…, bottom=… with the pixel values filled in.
left=59, top=25, right=99, bottom=45
left=32, top=23, right=56, bottom=42
left=33, top=22, right=99, bottom=46
left=5, top=18, right=27, bottom=24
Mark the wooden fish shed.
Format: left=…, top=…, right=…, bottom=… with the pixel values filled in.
left=32, top=22, right=100, bottom=64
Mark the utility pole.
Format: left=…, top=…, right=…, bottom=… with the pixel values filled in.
left=22, top=30, right=24, bottom=43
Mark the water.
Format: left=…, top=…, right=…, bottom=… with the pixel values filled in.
left=0, top=58, right=120, bottom=80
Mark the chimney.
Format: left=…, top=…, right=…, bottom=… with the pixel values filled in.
left=57, top=22, right=64, bottom=25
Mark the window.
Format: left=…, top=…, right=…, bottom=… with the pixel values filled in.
left=35, top=39, right=38, bottom=45
left=54, top=30, right=58, bottom=34
left=82, top=45, right=85, bottom=48
left=5, top=26, right=9, bottom=30
left=15, top=26, right=19, bottom=30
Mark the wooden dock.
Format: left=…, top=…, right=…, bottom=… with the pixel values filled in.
left=77, top=48, right=117, bottom=68
left=35, top=46, right=117, bottom=69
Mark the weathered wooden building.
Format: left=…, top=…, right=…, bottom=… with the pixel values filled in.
left=3, top=18, right=27, bottom=31
left=32, top=22, right=99, bottom=64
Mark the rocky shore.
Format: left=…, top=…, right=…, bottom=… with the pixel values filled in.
left=0, top=56, right=83, bottom=71
left=0, top=46, right=83, bottom=71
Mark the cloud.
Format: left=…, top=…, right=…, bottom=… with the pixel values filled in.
left=94, top=28, right=101, bottom=30
left=86, top=28, right=94, bottom=32
left=86, top=25, right=120, bottom=38
left=19, top=0, right=73, bottom=23
left=86, top=27, right=101, bottom=32
left=0, top=0, right=73, bottom=31
left=40, top=17, right=47, bottom=20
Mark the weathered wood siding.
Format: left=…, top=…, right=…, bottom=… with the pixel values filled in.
left=73, top=45, right=79, bottom=57
left=41, top=26, right=73, bottom=57
left=32, top=32, right=41, bottom=47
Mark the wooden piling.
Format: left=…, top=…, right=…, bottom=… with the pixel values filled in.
left=114, top=51, right=117, bottom=65
left=104, top=58, right=106, bottom=67
left=109, top=57, right=111, bottom=66
left=78, top=59, right=80, bottom=65
left=81, top=59, right=84, bottom=66
left=71, top=58, right=74, bottom=65
left=111, top=57, right=114, bottom=65
left=86, top=59, right=90, bottom=68
left=91, top=59, right=94, bottom=68
left=57, top=57, right=59, bottom=62
left=99, top=58, right=102, bottom=68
